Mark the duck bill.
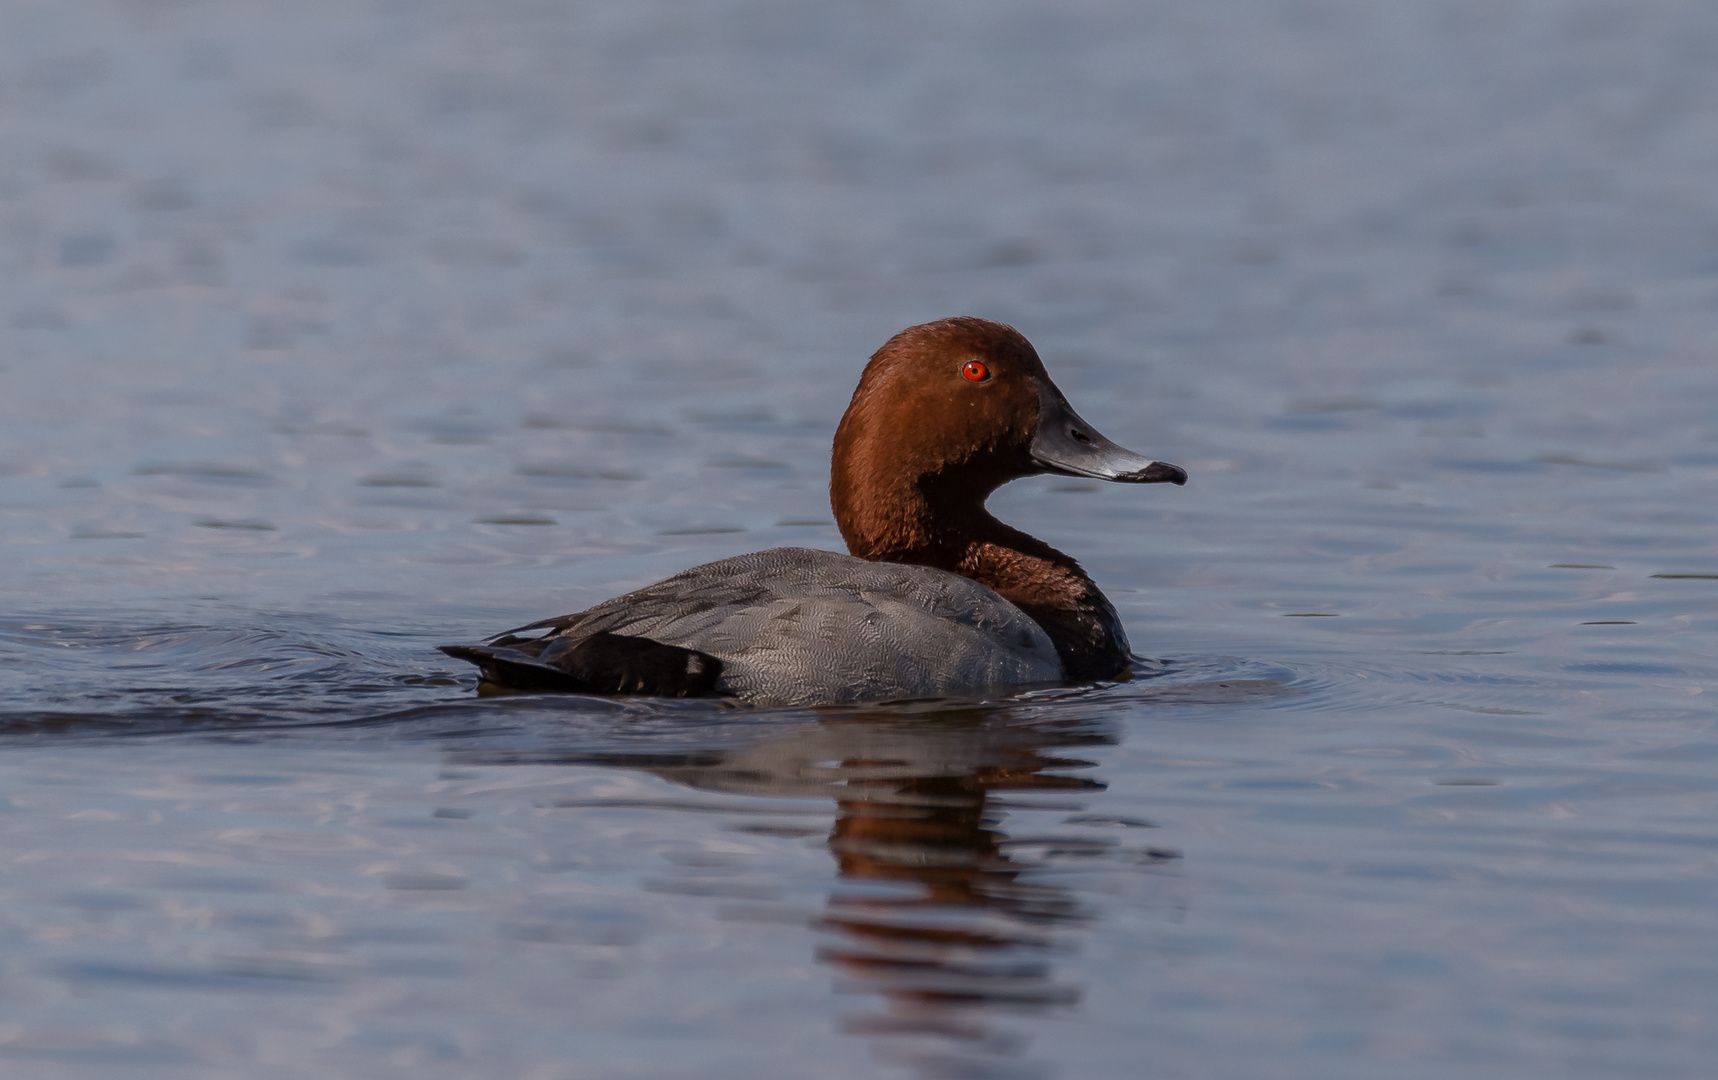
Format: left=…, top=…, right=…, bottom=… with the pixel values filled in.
left=1030, top=383, right=1187, bottom=484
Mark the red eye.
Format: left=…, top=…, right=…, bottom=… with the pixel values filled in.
left=962, top=360, right=990, bottom=382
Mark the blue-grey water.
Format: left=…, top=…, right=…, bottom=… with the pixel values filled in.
left=3, top=1, right=1718, bottom=1077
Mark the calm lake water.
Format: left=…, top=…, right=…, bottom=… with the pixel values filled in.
left=3, top=1, right=1718, bottom=1077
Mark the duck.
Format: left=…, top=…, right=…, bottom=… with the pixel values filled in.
left=439, top=317, right=1186, bottom=706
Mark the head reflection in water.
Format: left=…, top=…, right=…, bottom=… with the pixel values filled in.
left=476, top=705, right=1175, bottom=1079
left=820, top=727, right=1097, bottom=1051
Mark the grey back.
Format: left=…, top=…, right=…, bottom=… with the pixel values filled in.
left=506, top=547, right=1063, bottom=706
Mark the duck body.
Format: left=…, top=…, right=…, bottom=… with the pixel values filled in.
left=444, top=547, right=1060, bottom=706
left=440, top=317, right=1185, bottom=705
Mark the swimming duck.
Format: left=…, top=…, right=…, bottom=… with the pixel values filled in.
left=439, top=317, right=1185, bottom=705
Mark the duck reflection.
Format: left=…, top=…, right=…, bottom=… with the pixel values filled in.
left=492, top=705, right=1149, bottom=1078
left=822, top=733, right=1097, bottom=987
left=815, top=728, right=1099, bottom=1074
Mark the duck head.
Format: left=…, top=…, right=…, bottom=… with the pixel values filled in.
left=831, top=317, right=1185, bottom=559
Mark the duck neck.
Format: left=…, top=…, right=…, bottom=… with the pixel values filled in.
left=832, top=473, right=1132, bottom=681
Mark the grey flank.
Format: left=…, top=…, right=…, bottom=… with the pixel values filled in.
left=501, top=547, right=1062, bottom=705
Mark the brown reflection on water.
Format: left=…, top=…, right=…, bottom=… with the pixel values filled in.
left=819, top=732, right=1101, bottom=1076
left=821, top=745, right=1099, bottom=1023
left=585, top=708, right=1126, bottom=1079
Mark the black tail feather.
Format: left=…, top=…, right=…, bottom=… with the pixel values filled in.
left=438, top=632, right=723, bottom=698
left=437, top=644, right=593, bottom=694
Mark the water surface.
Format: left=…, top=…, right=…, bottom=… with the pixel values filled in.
left=2, top=1, right=1717, bottom=1077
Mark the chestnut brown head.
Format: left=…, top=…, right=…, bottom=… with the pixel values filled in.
left=830, top=317, right=1184, bottom=555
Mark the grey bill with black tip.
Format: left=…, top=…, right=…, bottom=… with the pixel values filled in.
left=1030, top=382, right=1188, bottom=484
